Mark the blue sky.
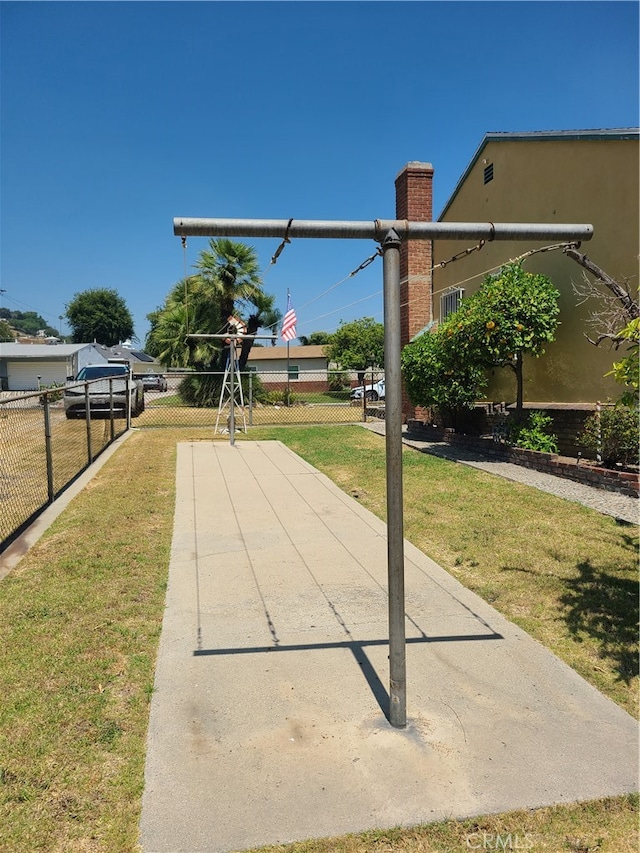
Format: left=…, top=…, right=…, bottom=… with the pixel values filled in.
left=1, top=1, right=638, bottom=346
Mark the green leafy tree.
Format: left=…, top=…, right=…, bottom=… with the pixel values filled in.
left=606, top=318, right=639, bottom=408
left=402, top=312, right=487, bottom=429
left=455, top=263, right=560, bottom=419
left=145, top=240, right=278, bottom=406
left=402, top=263, right=560, bottom=428
left=0, top=318, right=14, bottom=341
left=299, top=331, right=331, bottom=346
left=326, top=317, right=384, bottom=382
left=66, top=288, right=134, bottom=346
left=0, top=309, right=56, bottom=337
left=146, top=276, right=222, bottom=369
left=195, top=238, right=262, bottom=333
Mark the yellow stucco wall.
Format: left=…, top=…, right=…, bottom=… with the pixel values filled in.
left=433, top=136, right=639, bottom=403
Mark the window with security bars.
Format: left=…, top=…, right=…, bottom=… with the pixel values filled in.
left=441, top=288, right=464, bottom=319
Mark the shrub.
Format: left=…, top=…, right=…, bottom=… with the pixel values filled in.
left=581, top=405, right=640, bottom=468
left=39, top=382, right=65, bottom=404
left=179, top=372, right=259, bottom=408
left=179, top=373, right=222, bottom=407
left=327, top=370, right=350, bottom=392
left=508, top=411, right=559, bottom=454
left=259, top=389, right=296, bottom=406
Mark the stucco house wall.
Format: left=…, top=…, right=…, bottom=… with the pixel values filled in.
left=432, top=129, right=639, bottom=404
left=246, top=344, right=331, bottom=392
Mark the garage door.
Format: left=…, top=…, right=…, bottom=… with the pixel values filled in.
left=6, top=361, right=67, bottom=391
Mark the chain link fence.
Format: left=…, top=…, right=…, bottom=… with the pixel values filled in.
left=136, top=370, right=385, bottom=429
left=1, top=385, right=129, bottom=550
left=1, top=370, right=385, bottom=551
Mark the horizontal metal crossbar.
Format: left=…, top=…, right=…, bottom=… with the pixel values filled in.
left=173, top=217, right=593, bottom=242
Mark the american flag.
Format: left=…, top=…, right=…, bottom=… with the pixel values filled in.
left=281, top=294, right=297, bottom=342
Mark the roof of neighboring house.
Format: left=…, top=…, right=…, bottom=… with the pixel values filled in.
left=0, top=343, right=93, bottom=359
left=247, top=345, right=328, bottom=361
left=439, top=127, right=640, bottom=220
left=93, top=343, right=156, bottom=363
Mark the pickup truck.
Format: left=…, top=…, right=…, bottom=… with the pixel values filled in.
left=64, top=362, right=145, bottom=419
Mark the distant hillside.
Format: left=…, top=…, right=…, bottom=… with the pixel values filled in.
left=0, top=309, right=58, bottom=338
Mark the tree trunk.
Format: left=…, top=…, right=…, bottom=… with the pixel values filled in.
left=515, top=356, right=524, bottom=422
left=564, top=248, right=639, bottom=321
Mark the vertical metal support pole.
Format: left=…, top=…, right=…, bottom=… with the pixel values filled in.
left=84, top=383, right=93, bottom=465
left=286, top=339, right=291, bottom=407
left=362, top=374, right=367, bottom=422
left=248, top=371, right=254, bottom=426
left=381, top=229, right=406, bottom=728
left=229, top=342, right=236, bottom=446
left=42, top=394, right=54, bottom=504
left=109, top=378, right=115, bottom=441
left=126, top=375, right=132, bottom=431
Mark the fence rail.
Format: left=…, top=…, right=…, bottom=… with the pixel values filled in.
left=1, top=384, right=129, bottom=551
left=1, top=370, right=384, bottom=550
left=134, top=370, right=384, bottom=429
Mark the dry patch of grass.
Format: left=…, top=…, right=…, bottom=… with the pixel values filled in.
left=248, top=795, right=639, bottom=853
left=0, top=429, right=201, bottom=852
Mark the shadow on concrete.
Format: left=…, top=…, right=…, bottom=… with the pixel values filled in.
left=194, top=632, right=504, bottom=721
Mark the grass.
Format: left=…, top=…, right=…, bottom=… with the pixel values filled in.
left=137, top=400, right=364, bottom=427
left=0, top=425, right=637, bottom=852
left=246, top=796, right=640, bottom=853
left=0, top=407, right=123, bottom=542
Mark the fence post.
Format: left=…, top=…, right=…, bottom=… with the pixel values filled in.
left=84, top=383, right=93, bottom=464
left=248, top=371, right=253, bottom=426
left=362, top=373, right=367, bottom=422
left=109, top=377, right=115, bottom=441
left=42, top=392, right=55, bottom=504
left=125, top=375, right=132, bottom=431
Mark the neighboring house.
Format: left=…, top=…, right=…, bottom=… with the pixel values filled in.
left=431, top=128, right=639, bottom=404
left=246, top=345, right=330, bottom=392
left=0, top=343, right=107, bottom=391
left=91, top=343, right=160, bottom=377
left=0, top=341, right=160, bottom=391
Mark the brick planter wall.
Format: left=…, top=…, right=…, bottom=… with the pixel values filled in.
left=407, top=419, right=640, bottom=499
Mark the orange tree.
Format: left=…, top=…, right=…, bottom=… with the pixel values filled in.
left=401, top=310, right=487, bottom=430
left=402, top=263, right=560, bottom=425
left=459, top=263, right=560, bottom=420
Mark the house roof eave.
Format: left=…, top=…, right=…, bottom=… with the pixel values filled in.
left=437, top=127, right=640, bottom=221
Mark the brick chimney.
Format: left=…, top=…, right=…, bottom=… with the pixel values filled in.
left=395, top=161, right=434, bottom=420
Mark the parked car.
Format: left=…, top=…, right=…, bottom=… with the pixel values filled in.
left=350, top=378, right=385, bottom=401
left=141, top=373, right=168, bottom=392
left=64, top=362, right=145, bottom=419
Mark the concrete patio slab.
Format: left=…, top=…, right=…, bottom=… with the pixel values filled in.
left=140, top=440, right=638, bottom=853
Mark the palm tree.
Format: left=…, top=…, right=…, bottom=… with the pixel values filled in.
left=147, top=240, right=279, bottom=405
left=195, top=238, right=262, bottom=330
left=146, top=276, right=222, bottom=369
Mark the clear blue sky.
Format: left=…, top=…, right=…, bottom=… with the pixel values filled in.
left=1, top=1, right=638, bottom=346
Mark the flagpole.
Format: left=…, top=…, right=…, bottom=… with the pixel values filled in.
left=286, top=289, right=291, bottom=407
